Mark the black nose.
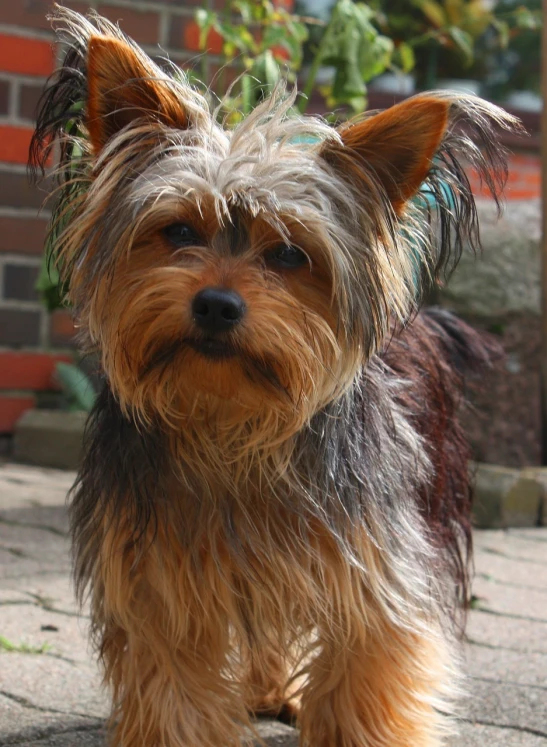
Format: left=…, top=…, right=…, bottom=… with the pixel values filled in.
left=192, top=287, right=246, bottom=333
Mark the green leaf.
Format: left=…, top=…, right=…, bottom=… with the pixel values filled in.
left=232, top=0, right=253, bottom=25
left=36, top=251, right=64, bottom=312
left=446, top=26, right=474, bottom=66
left=396, top=41, right=416, bottom=73
left=55, top=363, right=97, bottom=413
left=514, top=8, right=541, bottom=30
left=195, top=9, right=216, bottom=30
left=362, top=34, right=394, bottom=80
left=249, top=50, right=281, bottom=103
left=413, top=0, right=446, bottom=28
left=218, top=22, right=255, bottom=54
left=491, top=18, right=510, bottom=49
left=0, top=635, right=50, bottom=654
left=195, top=9, right=217, bottom=50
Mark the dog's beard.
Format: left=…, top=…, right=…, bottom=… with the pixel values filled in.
left=90, top=260, right=357, bottom=440
left=142, top=336, right=286, bottom=403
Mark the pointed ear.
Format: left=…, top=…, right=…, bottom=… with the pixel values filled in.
left=87, top=35, right=188, bottom=153
left=322, top=96, right=450, bottom=213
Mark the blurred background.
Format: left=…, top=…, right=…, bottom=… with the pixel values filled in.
left=0, top=0, right=542, bottom=478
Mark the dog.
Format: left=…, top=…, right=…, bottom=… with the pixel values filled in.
left=31, top=8, right=519, bottom=746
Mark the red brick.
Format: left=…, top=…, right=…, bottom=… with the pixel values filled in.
left=271, top=45, right=290, bottom=62
left=169, top=17, right=223, bottom=54
left=0, top=169, right=51, bottom=209
left=50, top=309, right=77, bottom=347
left=0, top=215, right=49, bottom=255
left=0, top=351, right=71, bottom=390
left=0, top=125, right=35, bottom=165
left=98, top=5, right=160, bottom=45
left=0, top=1, right=89, bottom=33
left=523, top=173, right=541, bottom=185
left=510, top=153, right=540, bottom=166
left=0, top=35, right=54, bottom=77
left=506, top=188, right=540, bottom=200
left=0, top=395, right=36, bottom=433
left=0, top=308, right=42, bottom=346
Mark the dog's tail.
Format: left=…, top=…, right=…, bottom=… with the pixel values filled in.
left=383, top=308, right=500, bottom=616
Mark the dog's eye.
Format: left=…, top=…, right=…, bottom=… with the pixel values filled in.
left=267, top=244, right=308, bottom=269
left=163, top=223, right=202, bottom=248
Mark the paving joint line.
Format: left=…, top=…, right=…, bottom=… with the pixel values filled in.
left=478, top=547, right=546, bottom=565
left=21, top=592, right=88, bottom=620
left=0, top=517, right=67, bottom=538
left=474, top=606, right=547, bottom=624
left=0, top=720, right=105, bottom=747
left=460, top=718, right=547, bottom=739
left=475, top=572, right=547, bottom=593
left=0, top=690, right=100, bottom=721
left=470, top=675, right=547, bottom=692
left=466, top=637, right=547, bottom=655
left=507, top=532, right=547, bottom=544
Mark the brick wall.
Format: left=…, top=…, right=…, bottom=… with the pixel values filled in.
left=0, top=0, right=248, bottom=356
left=0, top=0, right=263, bottom=433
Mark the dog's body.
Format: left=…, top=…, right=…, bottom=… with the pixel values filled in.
left=32, top=9, right=518, bottom=746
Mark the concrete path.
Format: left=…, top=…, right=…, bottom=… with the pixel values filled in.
left=1, top=462, right=546, bottom=746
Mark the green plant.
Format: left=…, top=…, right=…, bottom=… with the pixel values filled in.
left=194, top=0, right=395, bottom=117
left=371, top=0, right=542, bottom=89
left=55, top=362, right=97, bottom=412
left=194, top=0, right=308, bottom=121
left=483, top=0, right=542, bottom=99
left=0, top=635, right=51, bottom=654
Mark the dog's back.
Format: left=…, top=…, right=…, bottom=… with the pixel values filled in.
left=382, top=308, right=497, bottom=607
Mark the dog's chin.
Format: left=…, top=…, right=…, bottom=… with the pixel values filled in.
left=185, top=337, right=237, bottom=361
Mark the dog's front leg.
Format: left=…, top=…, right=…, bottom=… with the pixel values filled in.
left=299, top=610, right=455, bottom=747
left=294, top=534, right=458, bottom=747
left=87, top=523, right=248, bottom=747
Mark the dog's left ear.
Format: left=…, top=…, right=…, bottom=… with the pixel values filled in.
left=87, top=35, right=189, bottom=153
left=321, top=97, right=449, bottom=213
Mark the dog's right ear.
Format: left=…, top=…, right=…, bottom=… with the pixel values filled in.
left=29, top=8, right=208, bottom=175
left=86, top=35, right=189, bottom=153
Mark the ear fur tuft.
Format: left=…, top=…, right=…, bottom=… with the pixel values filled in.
left=320, top=91, right=523, bottom=298
left=330, top=97, right=450, bottom=212
left=86, top=35, right=188, bottom=153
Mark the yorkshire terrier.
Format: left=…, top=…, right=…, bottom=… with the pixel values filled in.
left=31, top=8, right=519, bottom=747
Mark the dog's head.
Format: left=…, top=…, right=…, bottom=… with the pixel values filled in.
left=32, top=9, right=518, bottom=443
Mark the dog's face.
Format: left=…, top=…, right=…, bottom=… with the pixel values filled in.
left=55, top=35, right=452, bottom=435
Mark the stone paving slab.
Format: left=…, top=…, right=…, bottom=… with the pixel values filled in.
left=1, top=463, right=546, bottom=746
left=472, top=576, right=547, bottom=619
left=466, top=609, right=547, bottom=655
left=0, top=695, right=102, bottom=747
left=466, top=645, right=547, bottom=688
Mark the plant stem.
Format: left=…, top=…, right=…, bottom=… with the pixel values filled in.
left=297, top=0, right=339, bottom=114
left=241, top=74, right=251, bottom=115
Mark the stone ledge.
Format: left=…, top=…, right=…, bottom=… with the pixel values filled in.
left=472, top=463, right=546, bottom=528
left=13, top=409, right=87, bottom=470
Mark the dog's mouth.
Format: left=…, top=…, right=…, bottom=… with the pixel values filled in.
left=185, top=337, right=237, bottom=360
left=142, top=338, right=286, bottom=395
